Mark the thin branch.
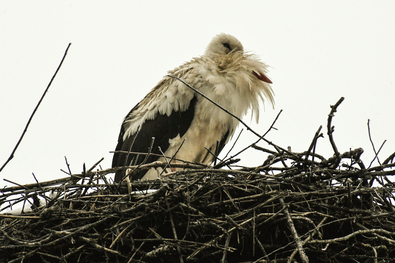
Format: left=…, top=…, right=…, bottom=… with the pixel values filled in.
left=280, top=198, right=309, bottom=263
left=367, top=119, right=386, bottom=168
left=308, top=228, right=395, bottom=245
left=223, top=129, right=244, bottom=160
left=166, top=199, right=184, bottom=263
left=0, top=43, right=72, bottom=172
left=63, top=156, right=72, bottom=175
left=304, top=125, right=323, bottom=164
left=327, top=97, right=344, bottom=168
left=216, top=109, right=288, bottom=168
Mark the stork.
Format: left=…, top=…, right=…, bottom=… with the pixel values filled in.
left=112, top=33, right=274, bottom=182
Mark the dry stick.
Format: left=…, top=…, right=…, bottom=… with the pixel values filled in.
left=87, top=157, right=104, bottom=173
left=62, top=244, right=86, bottom=261
left=0, top=43, right=72, bottom=173
left=159, top=138, right=186, bottom=177
left=289, top=216, right=328, bottom=262
left=367, top=125, right=387, bottom=186
left=308, top=228, right=395, bottom=245
left=327, top=97, right=344, bottom=169
left=211, top=128, right=244, bottom=168
left=143, top=137, right=156, bottom=164
left=222, top=129, right=243, bottom=161
left=383, top=152, right=395, bottom=165
left=166, top=199, right=184, bottom=263
left=279, top=198, right=309, bottom=263
left=8, top=249, right=39, bottom=263
left=127, top=240, right=146, bottom=263
left=112, top=150, right=204, bottom=167
left=63, top=156, right=72, bottom=175
left=311, top=128, right=322, bottom=165
left=221, top=233, right=232, bottom=263
left=217, top=109, right=286, bottom=169
left=79, top=236, right=125, bottom=257
left=304, top=125, right=323, bottom=164
left=367, top=119, right=387, bottom=168
left=186, top=209, right=276, bottom=260
left=125, top=126, right=141, bottom=167
left=252, top=210, right=256, bottom=257
left=0, top=162, right=205, bottom=193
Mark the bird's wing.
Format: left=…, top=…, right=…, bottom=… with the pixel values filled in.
left=112, top=70, right=197, bottom=182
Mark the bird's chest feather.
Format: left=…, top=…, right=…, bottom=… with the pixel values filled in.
left=197, top=67, right=247, bottom=124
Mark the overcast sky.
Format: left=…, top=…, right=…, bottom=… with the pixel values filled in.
left=1, top=1, right=395, bottom=188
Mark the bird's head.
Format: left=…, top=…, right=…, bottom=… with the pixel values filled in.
left=205, top=33, right=272, bottom=84
left=204, top=33, right=244, bottom=57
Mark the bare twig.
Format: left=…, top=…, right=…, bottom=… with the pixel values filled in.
left=280, top=198, right=309, bottom=263
left=2, top=96, right=395, bottom=262
left=367, top=119, right=387, bottom=168
left=166, top=199, right=184, bottom=263
left=0, top=43, right=72, bottom=172
left=305, top=125, right=323, bottom=164
left=327, top=97, right=344, bottom=168
left=221, top=233, right=232, bottom=263
left=308, top=229, right=395, bottom=245
left=216, top=109, right=288, bottom=168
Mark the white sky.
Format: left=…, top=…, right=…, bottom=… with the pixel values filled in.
left=1, top=1, right=395, bottom=188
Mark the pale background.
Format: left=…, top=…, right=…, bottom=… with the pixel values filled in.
left=1, top=1, right=395, bottom=188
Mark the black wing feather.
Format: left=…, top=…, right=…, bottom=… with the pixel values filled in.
left=113, top=96, right=197, bottom=182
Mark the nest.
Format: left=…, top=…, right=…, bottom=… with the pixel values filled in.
left=1, top=98, right=395, bottom=263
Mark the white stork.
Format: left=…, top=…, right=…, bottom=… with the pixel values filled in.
left=112, top=33, right=274, bottom=182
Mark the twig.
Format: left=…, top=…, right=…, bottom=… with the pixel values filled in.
left=308, top=229, right=395, bottom=245
left=327, top=97, right=344, bottom=168
left=87, top=157, right=104, bottom=173
left=222, top=129, right=244, bottom=161
left=383, top=152, right=395, bottom=165
left=166, top=199, right=184, bottom=263
left=62, top=156, right=72, bottom=175
left=79, top=236, right=125, bottom=257
left=289, top=216, right=328, bottom=261
left=160, top=138, right=186, bottom=176
left=142, top=137, right=156, bottom=165
left=305, top=125, right=323, bottom=164
left=279, top=198, right=309, bottom=263
left=367, top=119, right=386, bottom=169
left=216, top=109, right=288, bottom=168
left=221, top=233, right=232, bottom=263
left=0, top=43, right=72, bottom=172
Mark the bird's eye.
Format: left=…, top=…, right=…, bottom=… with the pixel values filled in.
left=222, top=43, right=231, bottom=50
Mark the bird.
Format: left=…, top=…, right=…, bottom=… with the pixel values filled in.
left=112, top=33, right=274, bottom=183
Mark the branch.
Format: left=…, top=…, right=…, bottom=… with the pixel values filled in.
left=304, top=125, right=323, bottom=164
left=308, top=228, right=395, bottom=245
left=279, top=198, right=309, bottom=263
left=367, top=119, right=386, bottom=168
left=327, top=97, right=344, bottom=168
left=0, top=43, right=72, bottom=172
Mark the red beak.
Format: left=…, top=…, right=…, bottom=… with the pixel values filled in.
left=253, top=71, right=272, bottom=84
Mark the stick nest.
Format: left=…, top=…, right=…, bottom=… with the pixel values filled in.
left=2, top=99, right=395, bottom=263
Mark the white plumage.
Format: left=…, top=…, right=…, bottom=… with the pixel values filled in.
left=112, top=33, right=274, bottom=182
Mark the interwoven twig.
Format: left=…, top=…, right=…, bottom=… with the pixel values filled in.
left=1, top=98, right=395, bottom=262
